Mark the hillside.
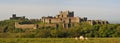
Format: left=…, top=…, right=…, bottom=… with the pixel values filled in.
left=0, top=19, right=120, bottom=38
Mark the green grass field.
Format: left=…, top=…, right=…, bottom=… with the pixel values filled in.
left=0, top=38, right=120, bottom=43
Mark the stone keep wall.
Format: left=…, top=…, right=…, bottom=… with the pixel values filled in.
left=39, top=24, right=57, bottom=28
left=70, top=17, right=80, bottom=23
left=42, top=17, right=81, bottom=24
left=15, top=22, right=37, bottom=29
left=15, top=22, right=58, bottom=29
left=87, top=20, right=109, bottom=25
left=44, top=18, right=50, bottom=23
left=50, top=18, right=61, bottom=23
left=41, top=11, right=89, bottom=24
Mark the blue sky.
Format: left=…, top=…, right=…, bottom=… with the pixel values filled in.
left=0, top=0, right=120, bottom=23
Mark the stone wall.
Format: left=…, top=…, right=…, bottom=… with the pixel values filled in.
left=70, top=17, right=80, bottom=23
left=87, top=20, right=109, bottom=25
left=42, top=17, right=81, bottom=24
left=39, top=23, right=57, bottom=28
left=15, top=22, right=37, bottom=29
left=15, top=22, right=58, bottom=29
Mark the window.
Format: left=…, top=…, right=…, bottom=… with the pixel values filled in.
left=49, top=19, right=51, bottom=23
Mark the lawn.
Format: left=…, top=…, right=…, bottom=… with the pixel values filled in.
left=0, top=38, right=120, bottom=43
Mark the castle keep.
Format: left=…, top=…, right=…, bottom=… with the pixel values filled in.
left=41, top=11, right=109, bottom=28
left=10, top=14, right=27, bottom=20
left=41, top=11, right=87, bottom=24
left=14, top=11, right=109, bottom=29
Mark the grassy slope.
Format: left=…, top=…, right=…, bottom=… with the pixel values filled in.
left=0, top=38, right=120, bottom=43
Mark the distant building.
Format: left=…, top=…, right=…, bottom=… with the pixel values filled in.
left=15, top=11, right=109, bottom=29
left=41, top=11, right=109, bottom=28
left=87, top=20, right=109, bottom=25
left=10, top=14, right=27, bottom=20
left=41, top=11, right=87, bottom=24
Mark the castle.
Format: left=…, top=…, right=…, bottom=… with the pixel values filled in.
left=10, top=14, right=27, bottom=20
left=41, top=11, right=87, bottom=24
left=14, top=11, right=109, bottom=29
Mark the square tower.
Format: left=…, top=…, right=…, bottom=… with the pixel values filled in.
left=56, top=11, right=74, bottom=18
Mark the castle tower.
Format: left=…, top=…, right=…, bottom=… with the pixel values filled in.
left=12, top=14, right=16, bottom=18
left=56, top=11, right=74, bottom=18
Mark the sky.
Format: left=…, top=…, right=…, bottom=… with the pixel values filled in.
left=0, top=0, right=120, bottom=23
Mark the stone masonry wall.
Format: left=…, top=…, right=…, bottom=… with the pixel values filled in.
left=15, top=22, right=37, bottom=29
